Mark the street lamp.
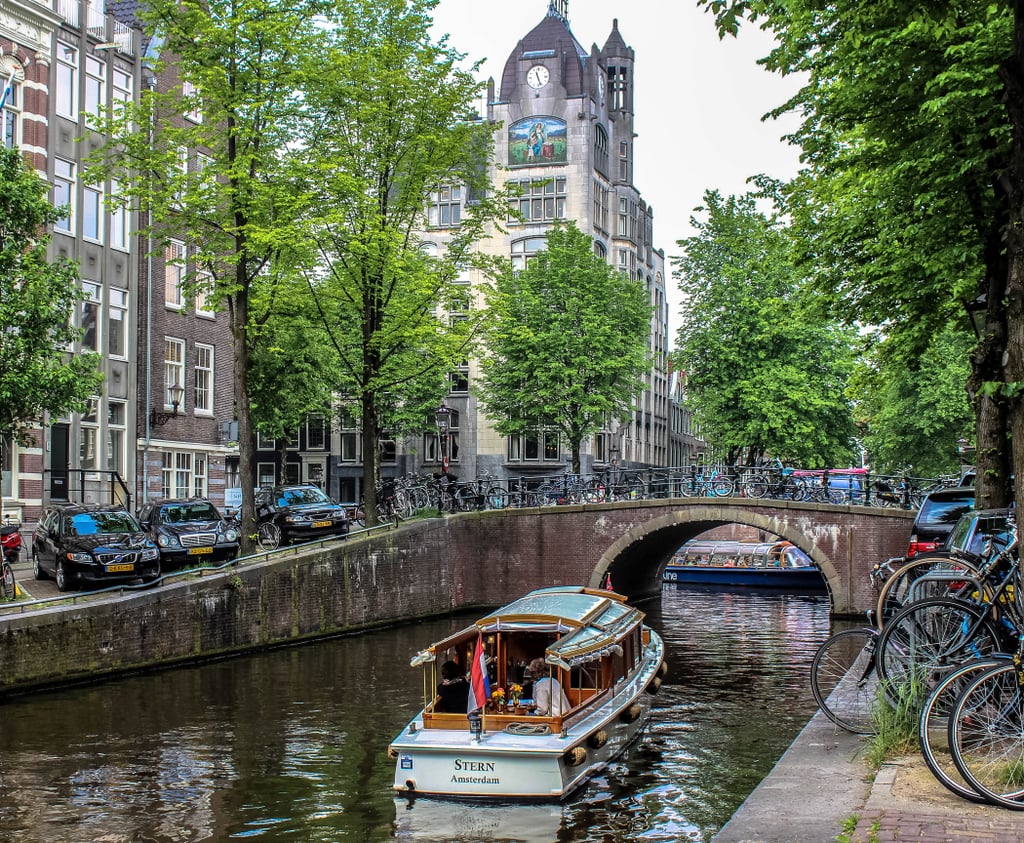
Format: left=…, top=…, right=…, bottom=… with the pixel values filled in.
left=150, top=380, right=185, bottom=427
left=434, top=401, right=454, bottom=474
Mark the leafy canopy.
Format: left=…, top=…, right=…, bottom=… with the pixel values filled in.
left=477, top=221, right=652, bottom=472
left=673, top=191, right=857, bottom=467
left=0, top=146, right=102, bottom=444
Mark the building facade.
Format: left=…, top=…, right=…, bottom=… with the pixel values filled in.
left=401, top=3, right=671, bottom=489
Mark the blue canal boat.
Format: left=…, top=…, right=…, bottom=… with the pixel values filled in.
left=663, top=540, right=826, bottom=590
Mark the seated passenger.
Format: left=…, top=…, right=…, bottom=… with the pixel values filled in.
left=435, top=660, right=469, bottom=713
left=529, top=657, right=570, bottom=717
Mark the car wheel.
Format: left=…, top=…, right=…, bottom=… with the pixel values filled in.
left=32, top=551, right=48, bottom=581
left=55, top=560, right=72, bottom=592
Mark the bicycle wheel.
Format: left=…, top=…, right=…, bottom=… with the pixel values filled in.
left=810, top=628, right=878, bottom=734
left=876, top=597, right=1002, bottom=705
left=874, top=556, right=984, bottom=629
left=710, top=474, right=734, bottom=497
left=454, top=485, right=477, bottom=512
left=742, top=473, right=769, bottom=499
left=949, top=662, right=1024, bottom=809
left=919, top=657, right=1008, bottom=803
left=257, top=522, right=281, bottom=551
left=0, top=561, right=14, bottom=598
left=485, top=486, right=508, bottom=510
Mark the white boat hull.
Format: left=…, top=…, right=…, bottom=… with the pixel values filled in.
left=391, top=630, right=664, bottom=799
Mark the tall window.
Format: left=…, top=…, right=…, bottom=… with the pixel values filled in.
left=594, top=125, right=609, bottom=176
left=508, top=177, right=567, bottom=224
left=107, top=399, right=125, bottom=476
left=82, top=183, right=103, bottom=242
left=306, top=414, right=326, bottom=450
left=194, top=343, right=213, bottom=414
left=593, top=179, right=609, bottom=233
left=2, top=76, right=20, bottom=148
left=182, top=80, right=202, bottom=122
left=81, top=282, right=100, bottom=352
left=339, top=408, right=358, bottom=462
left=80, top=398, right=99, bottom=470
left=618, top=140, right=630, bottom=183
left=109, top=179, right=129, bottom=251
left=84, top=55, right=105, bottom=125
left=511, top=236, right=547, bottom=271
left=55, top=42, right=78, bottom=120
left=108, top=287, right=127, bottom=358
left=165, top=239, right=185, bottom=307
left=164, top=337, right=185, bottom=408
left=111, top=68, right=132, bottom=113
left=53, top=159, right=75, bottom=233
left=428, top=185, right=462, bottom=227
left=507, top=427, right=559, bottom=462
left=618, top=197, right=628, bottom=237
left=174, top=145, right=187, bottom=204
left=194, top=264, right=215, bottom=317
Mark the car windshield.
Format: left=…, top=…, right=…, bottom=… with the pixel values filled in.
left=918, top=497, right=974, bottom=530
left=68, top=511, right=139, bottom=536
left=279, top=488, right=330, bottom=506
left=160, top=503, right=219, bottom=523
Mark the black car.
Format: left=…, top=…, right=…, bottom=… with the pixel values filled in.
left=907, top=487, right=975, bottom=558
left=943, top=507, right=1011, bottom=561
left=256, top=484, right=350, bottom=546
left=32, top=503, right=161, bottom=592
left=136, top=498, right=240, bottom=569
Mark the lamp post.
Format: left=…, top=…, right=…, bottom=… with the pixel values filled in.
left=150, top=380, right=185, bottom=427
left=434, top=401, right=453, bottom=475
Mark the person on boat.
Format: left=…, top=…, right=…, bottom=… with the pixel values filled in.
left=529, top=657, right=570, bottom=717
left=435, top=660, right=469, bottom=712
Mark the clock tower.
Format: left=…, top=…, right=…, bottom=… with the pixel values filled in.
left=420, top=2, right=670, bottom=479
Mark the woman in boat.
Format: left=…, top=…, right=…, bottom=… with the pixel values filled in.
left=529, top=657, right=570, bottom=717
left=435, top=660, right=469, bottom=712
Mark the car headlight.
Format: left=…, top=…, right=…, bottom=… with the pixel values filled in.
left=66, top=551, right=92, bottom=563
left=157, top=532, right=180, bottom=548
left=285, top=515, right=309, bottom=524
left=141, top=548, right=160, bottom=561
left=223, top=528, right=239, bottom=542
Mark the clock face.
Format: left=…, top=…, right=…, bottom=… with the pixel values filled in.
left=527, top=65, right=550, bottom=89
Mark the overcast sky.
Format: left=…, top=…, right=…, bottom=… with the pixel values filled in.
left=431, top=0, right=805, bottom=341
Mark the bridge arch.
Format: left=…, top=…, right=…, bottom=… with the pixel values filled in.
left=588, top=503, right=875, bottom=611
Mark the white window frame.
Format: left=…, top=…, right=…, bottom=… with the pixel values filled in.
left=109, top=179, right=129, bottom=251
left=84, top=55, right=105, bottom=125
left=194, top=342, right=214, bottom=415
left=80, top=281, right=101, bottom=352
left=3, top=77, right=21, bottom=149
left=55, top=42, right=78, bottom=121
left=182, top=79, right=202, bottom=122
left=108, top=287, right=128, bottom=359
left=79, top=397, right=99, bottom=470
left=82, top=182, right=103, bottom=243
left=164, top=336, right=185, bottom=409
left=112, top=67, right=132, bottom=112
left=107, top=399, right=126, bottom=476
left=165, top=239, right=185, bottom=308
left=53, top=158, right=75, bottom=234
left=194, top=263, right=215, bottom=317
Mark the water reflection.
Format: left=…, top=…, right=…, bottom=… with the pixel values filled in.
left=0, top=586, right=831, bottom=843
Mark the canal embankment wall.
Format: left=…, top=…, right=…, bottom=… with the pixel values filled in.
left=0, top=510, right=617, bottom=696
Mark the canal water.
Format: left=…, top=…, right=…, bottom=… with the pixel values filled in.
left=0, top=586, right=834, bottom=843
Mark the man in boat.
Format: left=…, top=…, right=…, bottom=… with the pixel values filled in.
left=529, top=657, right=571, bottom=717
left=435, top=660, right=470, bottom=712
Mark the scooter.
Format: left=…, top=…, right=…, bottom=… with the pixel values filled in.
left=1, top=522, right=22, bottom=565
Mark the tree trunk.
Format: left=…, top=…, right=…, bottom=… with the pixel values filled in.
left=1001, top=4, right=1024, bottom=511
left=230, top=282, right=257, bottom=555
left=361, top=392, right=381, bottom=526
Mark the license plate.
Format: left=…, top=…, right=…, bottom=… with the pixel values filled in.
left=105, top=563, right=134, bottom=573
left=312, top=520, right=332, bottom=529
left=188, top=547, right=213, bottom=555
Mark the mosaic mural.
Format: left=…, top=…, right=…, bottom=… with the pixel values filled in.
left=508, top=117, right=567, bottom=166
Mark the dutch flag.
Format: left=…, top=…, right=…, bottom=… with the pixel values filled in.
left=467, top=631, right=490, bottom=714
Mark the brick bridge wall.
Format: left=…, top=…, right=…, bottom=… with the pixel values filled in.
left=0, top=500, right=912, bottom=695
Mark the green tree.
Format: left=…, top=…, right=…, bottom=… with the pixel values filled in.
left=696, top=0, right=1013, bottom=505
left=90, top=0, right=325, bottom=550
left=0, top=146, right=102, bottom=448
left=673, top=191, right=857, bottom=466
left=850, top=326, right=975, bottom=476
left=477, top=221, right=652, bottom=474
left=294, top=0, right=505, bottom=523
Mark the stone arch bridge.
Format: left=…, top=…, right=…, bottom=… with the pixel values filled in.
left=441, top=498, right=915, bottom=616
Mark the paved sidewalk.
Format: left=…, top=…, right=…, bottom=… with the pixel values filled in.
left=713, top=709, right=1024, bottom=843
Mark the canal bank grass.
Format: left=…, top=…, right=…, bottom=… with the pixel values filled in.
left=864, top=677, right=922, bottom=770
left=836, top=815, right=880, bottom=843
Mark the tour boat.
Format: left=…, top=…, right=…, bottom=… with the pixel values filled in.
left=663, top=540, right=826, bottom=590
left=388, top=586, right=667, bottom=800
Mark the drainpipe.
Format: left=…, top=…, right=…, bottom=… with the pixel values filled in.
left=141, top=74, right=156, bottom=504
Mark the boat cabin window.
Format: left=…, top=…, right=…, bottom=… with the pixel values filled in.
left=570, top=662, right=601, bottom=691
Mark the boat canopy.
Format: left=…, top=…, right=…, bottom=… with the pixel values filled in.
left=408, top=586, right=645, bottom=669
